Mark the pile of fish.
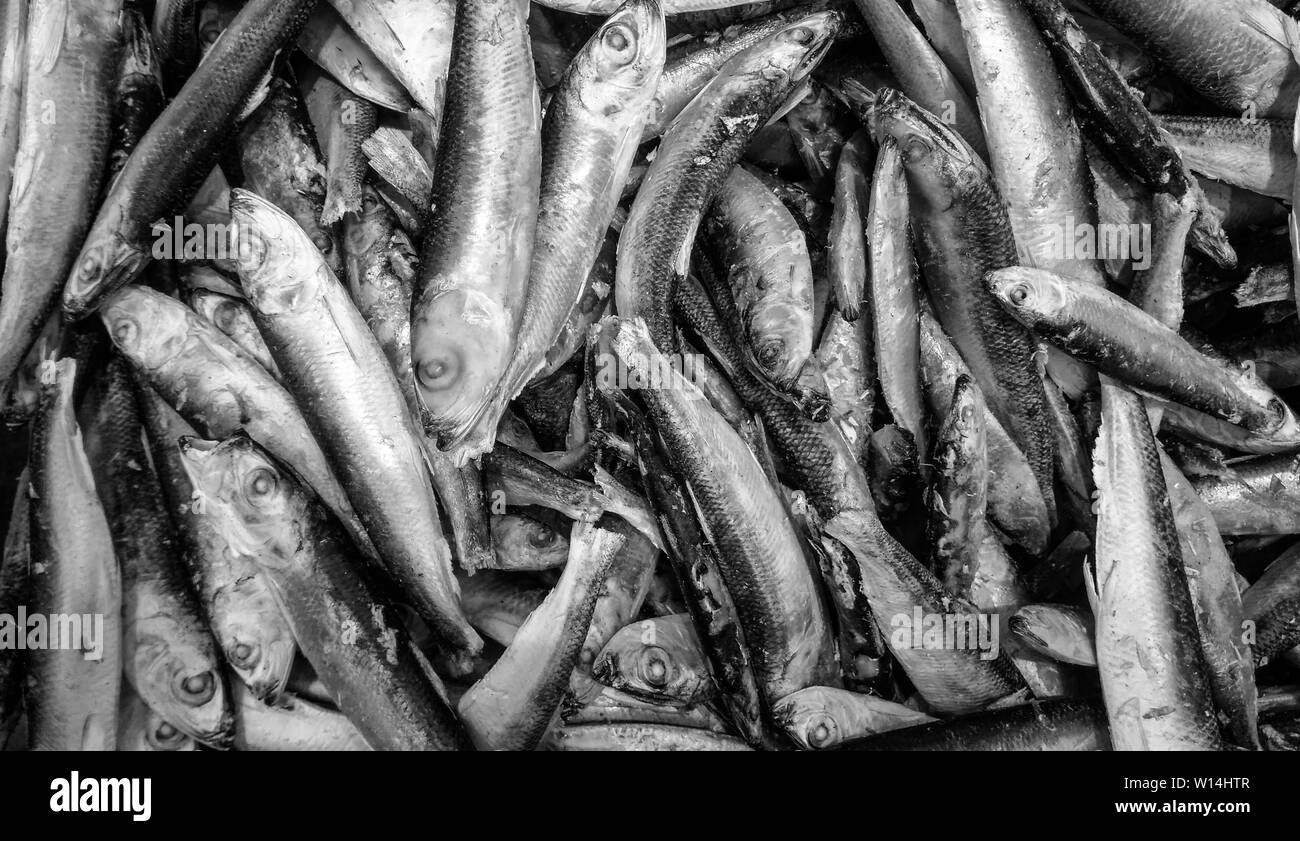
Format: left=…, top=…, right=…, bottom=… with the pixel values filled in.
left=3, top=0, right=1300, bottom=752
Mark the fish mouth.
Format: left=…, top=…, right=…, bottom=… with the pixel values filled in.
left=870, top=88, right=973, bottom=167
left=62, top=243, right=153, bottom=322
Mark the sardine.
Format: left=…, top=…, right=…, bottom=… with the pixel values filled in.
left=297, top=1, right=414, bottom=112
left=187, top=289, right=282, bottom=383
left=594, top=614, right=715, bottom=706
left=0, top=0, right=26, bottom=272
left=543, top=721, right=753, bottom=750
left=827, top=130, right=871, bottom=321
left=231, top=682, right=371, bottom=751
left=774, top=686, right=936, bottom=749
left=1156, top=115, right=1294, bottom=200
left=836, top=699, right=1110, bottom=750
left=458, top=570, right=549, bottom=647
left=1242, top=544, right=1300, bottom=665
left=1009, top=605, right=1097, bottom=667
left=300, top=62, right=378, bottom=226
left=488, top=513, right=571, bottom=571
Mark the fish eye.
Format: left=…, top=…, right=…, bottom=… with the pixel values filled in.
left=312, top=232, right=334, bottom=255
left=213, top=301, right=239, bottom=333
left=527, top=525, right=556, bottom=549
left=603, top=23, right=634, bottom=55
left=244, top=467, right=278, bottom=501
left=229, top=641, right=260, bottom=668
left=786, top=26, right=814, bottom=45
left=148, top=719, right=189, bottom=750
left=639, top=646, right=671, bottom=688
left=362, top=191, right=381, bottom=212
left=1008, top=283, right=1031, bottom=306
left=903, top=137, right=931, bottom=163
left=111, top=317, right=140, bottom=348
left=755, top=338, right=786, bottom=368
left=806, top=713, right=839, bottom=748
left=78, top=252, right=100, bottom=279
left=178, top=671, right=217, bottom=705
left=417, top=352, right=461, bottom=392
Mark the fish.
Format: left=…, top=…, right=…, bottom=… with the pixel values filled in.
left=816, top=300, right=874, bottom=459
left=134, top=384, right=298, bottom=703
left=866, top=136, right=926, bottom=464
left=86, top=357, right=233, bottom=748
left=458, top=570, right=550, bottom=647
left=1087, top=379, right=1222, bottom=750
left=869, top=88, right=1057, bottom=518
left=827, top=130, right=872, bottom=321
left=616, top=11, right=839, bottom=357
left=0, top=0, right=123, bottom=396
left=577, top=524, right=661, bottom=673
left=609, top=316, right=838, bottom=703
left=0, top=0, right=26, bottom=273
left=180, top=433, right=470, bottom=751
left=704, top=166, right=817, bottom=389
left=852, top=0, right=987, bottom=159
left=1155, top=115, right=1294, bottom=201
left=26, top=358, right=122, bottom=751
left=187, top=289, right=282, bottom=383
left=537, top=0, right=778, bottom=13
left=911, top=0, right=976, bottom=95
left=543, top=722, right=753, bottom=750
left=785, top=79, right=851, bottom=195
left=410, top=0, right=542, bottom=459
left=0, top=471, right=31, bottom=731
left=300, top=62, right=378, bottom=226
left=322, top=0, right=455, bottom=142
left=918, top=309, right=1050, bottom=556
left=99, top=285, right=372, bottom=558
left=836, top=699, right=1111, bottom=750
left=593, top=614, right=716, bottom=706
left=488, top=513, right=571, bottom=571
left=109, top=9, right=166, bottom=190
left=231, top=682, right=371, bottom=751
left=63, top=0, right=318, bottom=319
left=340, top=183, right=496, bottom=575
left=1009, top=605, right=1097, bottom=667
left=237, top=73, right=342, bottom=278
left=229, top=188, right=479, bottom=660
left=774, top=686, right=936, bottom=749
left=117, top=688, right=197, bottom=752
left=468, top=1, right=666, bottom=455
left=988, top=267, right=1297, bottom=435
left=560, top=684, right=730, bottom=732
left=1084, top=0, right=1300, bottom=120
left=151, top=0, right=199, bottom=95
left=459, top=520, right=627, bottom=750
left=1242, top=544, right=1300, bottom=665
left=296, top=1, right=414, bottom=112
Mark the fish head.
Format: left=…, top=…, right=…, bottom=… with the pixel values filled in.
left=772, top=687, right=850, bottom=749
left=215, top=613, right=296, bottom=703
left=411, top=288, right=512, bottom=448
left=489, top=514, right=569, bottom=570
left=188, top=289, right=246, bottom=336
left=228, top=189, right=329, bottom=315
left=592, top=619, right=708, bottom=704
left=580, top=0, right=667, bottom=111
left=768, top=11, right=841, bottom=86
left=984, top=267, right=1071, bottom=331
left=100, top=286, right=194, bottom=373
left=178, top=433, right=310, bottom=571
left=868, top=89, right=976, bottom=198
left=748, top=302, right=814, bottom=386
left=944, top=374, right=987, bottom=442
left=119, top=692, right=199, bottom=752
left=131, top=634, right=234, bottom=748
left=63, top=215, right=154, bottom=321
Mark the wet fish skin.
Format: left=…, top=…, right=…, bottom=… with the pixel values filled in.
left=62, top=0, right=318, bottom=320
left=1009, top=604, right=1096, bottom=667
left=594, top=614, right=715, bottom=706
left=110, top=9, right=166, bottom=189
left=610, top=317, right=838, bottom=704
left=0, top=0, right=28, bottom=270
left=705, top=166, right=817, bottom=389
left=560, top=684, right=730, bottom=732
left=853, top=0, right=987, bottom=159
left=0, top=0, right=123, bottom=394
left=616, top=12, right=840, bottom=357
left=0, top=471, right=32, bottom=730
left=1241, top=544, right=1300, bottom=665
left=1155, top=115, right=1294, bottom=201
left=26, top=358, right=122, bottom=751
left=816, top=301, right=873, bottom=460
left=827, top=130, right=871, bottom=322
left=543, top=721, right=752, bottom=750
left=300, top=62, right=378, bottom=226
left=229, top=189, right=479, bottom=660
left=340, top=184, right=496, bottom=576
left=188, top=288, right=282, bottom=383
left=231, top=682, right=370, bottom=751
left=296, top=1, right=414, bottom=112
left=134, top=382, right=297, bottom=704
left=577, top=524, right=661, bottom=674
left=459, top=520, right=627, bottom=751
left=118, top=688, right=197, bottom=752
left=774, top=686, right=935, bottom=749
left=238, top=73, right=342, bottom=278
left=1088, top=379, right=1222, bottom=751
left=152, top=0, right=199, bottom=94
left=458, top=570, right=549, bottom=647
left=836, top=699, right=1110, bottom=750
left=99, top=285, right=371, bottom=558
left=870, top=88, right=1056, bottom=518
left=866, top=136, right=926, bottom=465
left=183, top=434, right=470, bottom=750
left=918, top=309, right=1049, bottom=556
left=411, top=0, right=542, bottom=458
left=88, top=357, right=233, bottom=748
left=471, top=1, right=666, bottom=455
left=1084, top=0, right=1300, bottom=120
left=988, top=266, right=1293, bottom=435
left=488, top=513, right=570, bottom=571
